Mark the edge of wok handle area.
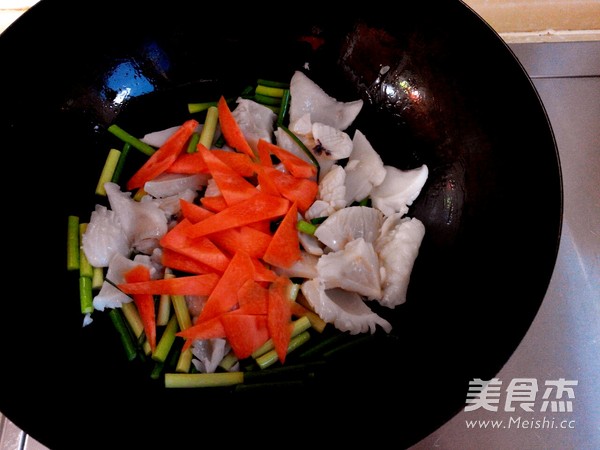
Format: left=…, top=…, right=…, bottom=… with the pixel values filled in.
left=0, top=415, right=46, bottom=450
left=0, top=1, right=40, bottom=36
left=2, top=1, right=600, bottom=42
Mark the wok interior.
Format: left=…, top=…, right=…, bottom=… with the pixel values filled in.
left=0, top=1, right=561, bottom=448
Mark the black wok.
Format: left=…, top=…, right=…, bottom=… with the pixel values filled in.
left=0, top=1, right=561, bottom=448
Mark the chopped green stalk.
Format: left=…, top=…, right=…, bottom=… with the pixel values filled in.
left=121, top=302, right=143, bottom=336
left=264, top=105, right=280, bottom=114
left=297, top=219, right=317, bottom=235
left=108, top=308, right=137, bottom=361
left=188, top=101, right=217, bottom=115
left=255, top=85, right=284, bottom=98
left=219, top=351, right=239, bottom=371
left=278, top=124, right=320, bottom=171
left=157, top=271, right=174, bottom=326
left=95, top=148, right=121, bottom=196
left=167, top=340, right=183, bottom=369
left=122, top=302, right=152, bottom=356
left=153, top=314, right=179, bottom=363
left=255, top=331, right=311, bottom=369
left=186, top=132, right=200, bottom=154
left=296, top=306, right=327, bottom=333
left=238, top=85, right=255, bottom=100
left=132, top=187, right=147, bottom=202
left=252, top=316, right=311, bottom=359
left=107, top=124, right=156, bottom=156
left=277, top=89, right=290, bottom=126
left=169, top=293, right=193, bottom=372
left=150, top=361, right=165, bottom=380
left=171, top=294, right=192, bottom=331
left=78, top=223, right=93, bottom=279
left=79, top=276, right=93, bottom=314
left=92, top=266, right=104, bottom=290
left=165, top=371, right=244, bottom=388
left=155, top=339, right=184, bottom=378
left=214, top=133, right=226, bottom=148
left=199, top=105, right=219, bottom=149
left=157, top=294, right=171, bottom=326
left=257, top=79, right=290, bottom=89
left=67, top=215, right=80, bottom=271
left=253, top=93, right=282, bottom=106
left=176, top=348, right=193, bottom=373
left=289, top=282, right=299, bottom=301
left=111, top=142, right=131, bottom=184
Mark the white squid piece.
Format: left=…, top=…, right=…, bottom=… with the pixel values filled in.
left=274, top=250, right=320, bottom=279
left=296, top=210, right=324, bottom=255
left=301, top=279, right=392, bottom=334
left=305, top=164, right=347, bottom=220
left=82, top=204, right=130, bottom=267
left=92, top=283, right=130, bottom=312
left=274, top=125, right=313, bottom=164
left=310, top=122, right=353, bottom=160
left=104, top=182, right=169, bottom=255
left=92, top=253, right=159, bottom=311
left=374, top=215, right=426, bottom=307
left=314, top=205, right=384, bottom=252
left=231, top=97, right=277, bottom=153
left=191, top=338, right=232, bottom=373
left=343, top=129, right=387, bottom=204
left=275, top=120, right=336, bottom=179
left=316, top=237, right=382, bottom=299
left=298, top=230, right=324, bottom=256
left=145, top=188, right=198, bottom=220
left=289, top=70, right=363, bottom=131
left=140, top=123, right=203, bottom=148
left=143, top=173, right=207, bottom=199
left=370, top=164, right=429, bottom=217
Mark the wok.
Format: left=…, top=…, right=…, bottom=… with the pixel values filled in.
left=0, top=1, right=561, bottom=448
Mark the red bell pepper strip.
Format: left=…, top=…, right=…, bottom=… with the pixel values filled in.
left=159, top=218, right=230, bottom=273
left=197, top=143, right=259, bottom=206
left=117, top=273, right=220, bottom=296
left=257, top=138, right=317, bottom=179
left=211, top=226, right=272, bottom=260
left=217, top=96, right=255, bottom=158
left=177, top=316, right=227, bottom=351
left=188, top=192, right=290, bottom=238
left=197, top=251, right=256, bottom=322
left=161, top=248, right=218, bottom=275
left=262, top=201, right=301, bottom=269
left=179, top=198, right=214, bottom=223
left=165, top=151, right=209, bottom=174
left=200, top=195, right=228, bottom=212
left=236, top=279, right=269, bottom=314
left=267, top=275, right=294, bottom=364
left=220, top=314, right=269, bottom=359
left=123, top=265, right=157, bottom=353
left=212, top=149, right=256, bottom=177
left=126, top=119, right=199, bottom=190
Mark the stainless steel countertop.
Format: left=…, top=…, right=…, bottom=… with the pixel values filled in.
left=413, top=40, right=600, bottom=449
left=1, top=33, right=599, bottom=450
